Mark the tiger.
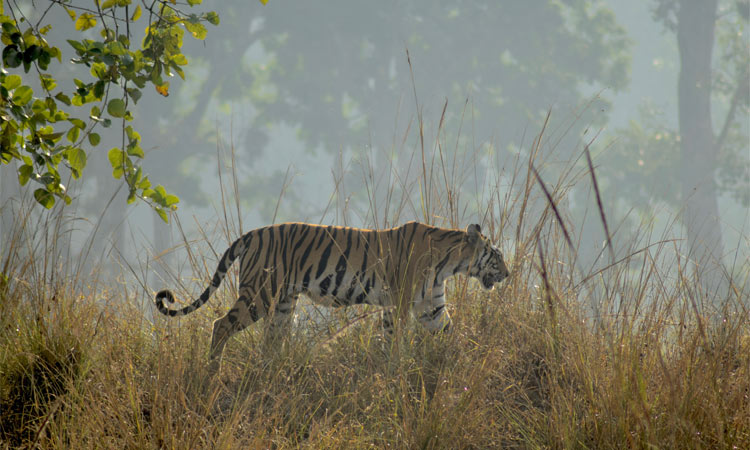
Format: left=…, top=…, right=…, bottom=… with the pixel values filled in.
left=155, top=221, right=509, bottom=372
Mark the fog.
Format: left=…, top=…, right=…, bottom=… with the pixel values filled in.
left=1, top=0, right=748, bottom=310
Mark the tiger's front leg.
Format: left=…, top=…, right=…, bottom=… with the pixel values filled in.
left=416, top=281, right=452, bottom=332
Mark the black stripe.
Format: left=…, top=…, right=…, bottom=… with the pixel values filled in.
left=298, top=232, right=316, bottom=269
left=279, top=224, right=289, bottom=280
left=316, top=240, right=334, bottom=279
left=314, top=227, right=328, bottom=250
left=405, top=222, right=418, bottom=250
left=302, top=266, right=313, bottom=289
left=243, top=231, right=264, bottom=286
left=434, top=253, right=452, bottom=276
left=330, top=229, right=353, bottom=297
left=344, top=272, right=359, bottom=300
left=289, top=225, right=311, bottom=288
left=319, top=275, right=332, bottom=296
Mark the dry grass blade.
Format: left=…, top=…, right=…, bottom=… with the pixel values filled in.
left=530, top=164, right=575, bottom=255
left=584, top=143, right=615, bottom=262
left=536, top=238, right=556, bottom=322
left=570, top=238, right=682, bottom=291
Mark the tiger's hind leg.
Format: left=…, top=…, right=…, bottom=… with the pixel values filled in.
left=265, top=294, right=299, bottom=343
left=208, top=294, right=259, bottom=374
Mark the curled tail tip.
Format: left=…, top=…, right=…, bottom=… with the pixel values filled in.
left=156, top=289, right=175, bottom=303
left=155, top=289, right=177, bottom=316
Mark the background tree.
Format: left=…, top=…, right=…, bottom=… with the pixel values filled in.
left=602, top=0, right=748, bottom=294
left=220, top=1, right=632, bottom=225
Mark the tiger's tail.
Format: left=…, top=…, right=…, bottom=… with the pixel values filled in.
left=154, top=236, right=246, bottom=317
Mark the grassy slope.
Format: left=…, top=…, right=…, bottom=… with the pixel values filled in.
left=2, top=231, right=748, bottom=448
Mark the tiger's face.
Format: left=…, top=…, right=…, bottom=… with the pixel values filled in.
left=465, top=224, right=510, bottom=290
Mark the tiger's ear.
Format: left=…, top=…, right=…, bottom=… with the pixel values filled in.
left=465, top=223, right=481, bottom=243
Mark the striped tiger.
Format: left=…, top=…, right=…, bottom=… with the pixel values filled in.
left=155, top=221, right=509, bottom=371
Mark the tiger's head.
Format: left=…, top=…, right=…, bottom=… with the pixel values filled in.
left=464, top=224, right=510, bottom=290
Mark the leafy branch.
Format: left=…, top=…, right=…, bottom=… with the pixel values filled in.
left=0, top=0, right=223, bottom=221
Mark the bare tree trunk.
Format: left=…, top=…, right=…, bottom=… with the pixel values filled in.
left=676, top=0, right=725, bottom=304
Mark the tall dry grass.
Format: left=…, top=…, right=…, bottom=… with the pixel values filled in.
left=1, top=110, right=748, bottom=449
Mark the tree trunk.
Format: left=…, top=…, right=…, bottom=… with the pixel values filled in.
left=676, top=0, right=725, bottom=303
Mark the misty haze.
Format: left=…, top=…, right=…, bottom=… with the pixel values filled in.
left=1, top=1, right=748, bottom=448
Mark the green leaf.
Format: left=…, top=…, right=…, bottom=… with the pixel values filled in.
left=127, top=144, right=144, bottom=158
left=107, top=98, right=126, bottom=118
left=72, top=94, right=84, bottom=107
left=75, top=13, right=97, bottom=31
left=38, top=49, right=52, bottom=70
left=39, top=74, right=57, bottom=91
left=91, top=62, right=108, bottom=79
left=137, top=176, right=151, bottom=190
left=108, top=147, right=125, bottom=169
left=38, top=131, right=64, bottom=142
left=65, top=147, right=87, bottom=177
left=55, top=92, right=71, bottom=105
left=93, top=80, right=105, bottom=99
left=165, top=194, right=179, bottom=207
left=11, top=85, right=33, bottom=106
left=2, top=45, right=22, bottom=68
left=131, top=5, right=142, bottom=21
left=126, top=87, right=142, bottom=104
left=32, top=99, right=47, bottom=114
left=108, top=147, right=126, bottom=179
left=18, top=164, right=33, bottom=185
left=154, top=185, right=167, bottom=199
left=66, top=39, right=86, bottom=53
left=183, top=21, right=207, bottom=40
left=88, top=132, right=101, bottom=146
left=23, top=45, right=41, bottom=65
left=69, top=118, right=86, bottom=129
left=155, top=207, right=168, bottom=223
left=106, top=40, right=127, bottom=56
left=66, top=126, right=80, bottom=143
left=171, top=53, right=188, bottom=65
left=2, top=74, right=21, bottom=90
left=34, top=188, right=55, bottom=209
left=205, top=12, right=220, bottom=26
left=125, top=126, right=140, bottom=142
